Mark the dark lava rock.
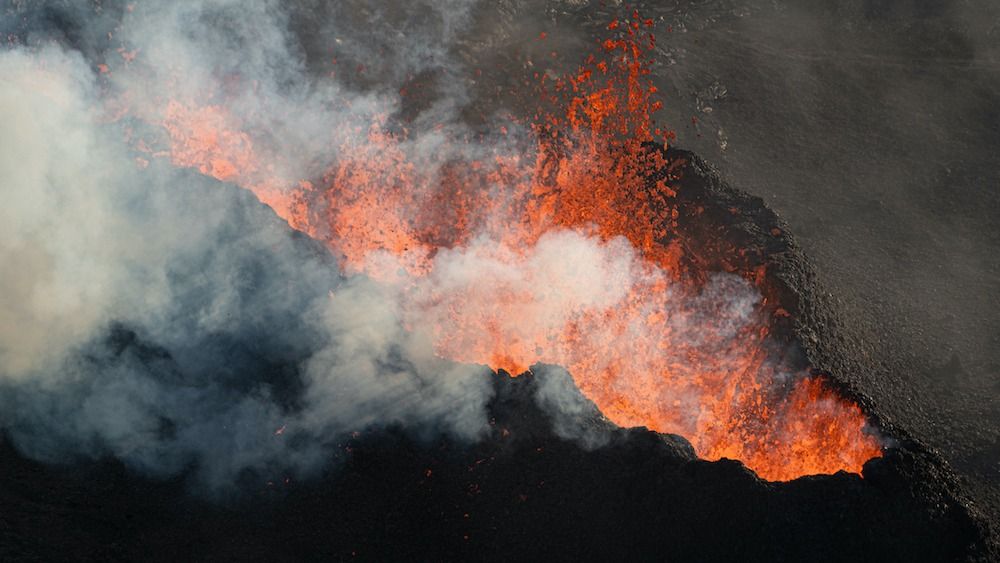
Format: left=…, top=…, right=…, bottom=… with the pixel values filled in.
left=0, top=148, right=994, bottom=561
left=0, top=365, right=990, bottom=561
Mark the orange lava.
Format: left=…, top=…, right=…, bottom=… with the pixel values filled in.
left=139, top=12, right=881, bottom=481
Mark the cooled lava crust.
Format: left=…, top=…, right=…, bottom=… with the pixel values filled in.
left=0, top=147, right=993, bottom=562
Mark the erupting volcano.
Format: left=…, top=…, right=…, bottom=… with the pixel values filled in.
left=5, top=2, right=996, bottom=561
left=131, top=12, right=882, bottom=481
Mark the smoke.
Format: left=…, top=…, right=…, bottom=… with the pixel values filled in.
left=0, top=0, right=820, bottom=492
left=402, top=231, right=646, bottom=362
left=533, top=364, right=615, bottom=449
left=0, top=1, right=525, bottom=492
left=0, top=17, right=499, bottom=491
left=0, top=46, right=111, bottom=378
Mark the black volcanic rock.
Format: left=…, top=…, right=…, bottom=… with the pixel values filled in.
left=0, top=366, right=990, bottom=561
left=0, top=149, right=994, bottom=562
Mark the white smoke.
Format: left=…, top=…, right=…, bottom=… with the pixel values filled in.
left=0, top=46, right=133, bottom=379
left=533, top=364, right=616, bottom=449
left=0, top=0, right=783, bottom=493
left=0, top=39, right=496, bottom=492
left=402, top=231, right=646, bottom=355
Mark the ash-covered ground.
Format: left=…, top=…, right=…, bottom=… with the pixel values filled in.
left=624, top=0, right=1000, bottom=542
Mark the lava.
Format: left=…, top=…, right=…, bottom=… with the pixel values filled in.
left=134, top=12, right=881, bottom=481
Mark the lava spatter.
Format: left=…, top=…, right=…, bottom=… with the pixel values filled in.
left=144, top=11, right=881, bottom=481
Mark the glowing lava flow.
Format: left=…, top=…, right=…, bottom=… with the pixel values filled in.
left=142, top=13, right=881, bottom=481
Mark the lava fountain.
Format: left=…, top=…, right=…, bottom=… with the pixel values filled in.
left=123, top=11, right=881, bottom=481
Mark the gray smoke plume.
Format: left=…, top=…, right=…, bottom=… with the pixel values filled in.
left=0, top=26, right=496, bottom=492
left=0, top=0, right=801, bottom=493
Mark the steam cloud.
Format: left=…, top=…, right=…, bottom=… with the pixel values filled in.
left=1, top=0, right=778, bottom=492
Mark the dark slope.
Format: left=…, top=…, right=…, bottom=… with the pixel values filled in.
left=0, top=368, right=987, bottom=562
left=0, top=149, right=993, bottom=562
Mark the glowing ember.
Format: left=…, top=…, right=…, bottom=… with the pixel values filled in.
left=139, top=12, right=881, bottom=481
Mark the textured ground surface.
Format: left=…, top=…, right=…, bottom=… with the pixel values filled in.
left=1, top=148, right=994, bottom=561
left=466, top=1, right=1000, bottom=536
left=0, top=370, right=987, bottom=561
left=628, top=0, right=1000, bottom=539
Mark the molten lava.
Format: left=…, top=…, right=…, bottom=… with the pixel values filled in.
left=133, top=12, right=881, bottom=481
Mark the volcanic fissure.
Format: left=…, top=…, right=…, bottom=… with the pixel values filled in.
left=133, top=11, right=883, bottom=482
